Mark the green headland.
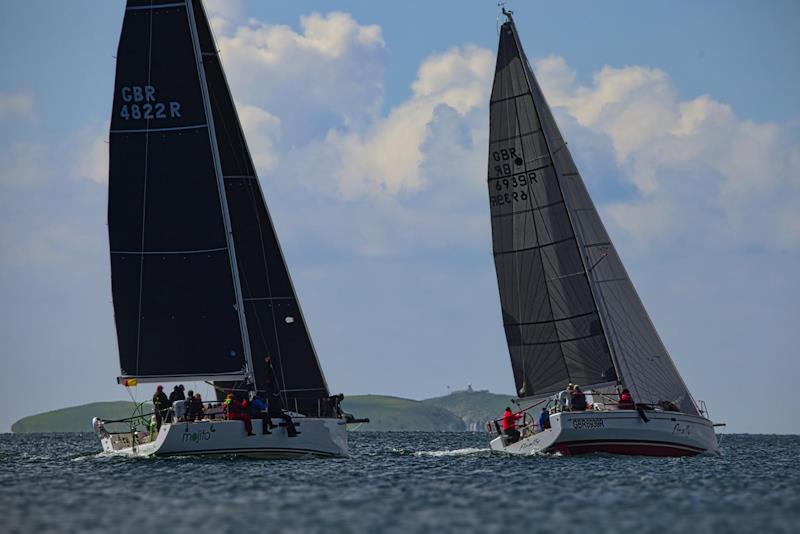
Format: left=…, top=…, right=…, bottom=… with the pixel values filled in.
left=11, top=389, right=515, bottom=433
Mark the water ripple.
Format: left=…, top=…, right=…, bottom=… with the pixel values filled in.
left=0, top=432, right=797, bottom=533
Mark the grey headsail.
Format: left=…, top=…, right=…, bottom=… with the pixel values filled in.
left=489, top=12, right=698, bottom=414
left=192, top=1, right=330, bottom=412
left=108, top=0, right=248, bottom=383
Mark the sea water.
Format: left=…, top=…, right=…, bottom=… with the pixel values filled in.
left=0, top=432, right=797, bottom=533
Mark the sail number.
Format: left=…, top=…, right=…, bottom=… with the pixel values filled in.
left=489, top=171, right=537, bottom=207
left=492, top=148, right=523, bottom=176
left=118, top=85, right=181, bottom=121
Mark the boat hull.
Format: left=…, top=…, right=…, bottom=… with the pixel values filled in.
left=95, top=417, right=348, bottom=458
left=490, top=410, right=719, bottom=457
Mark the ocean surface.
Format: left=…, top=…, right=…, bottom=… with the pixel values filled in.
left=1, top=432, right=798, bottom=533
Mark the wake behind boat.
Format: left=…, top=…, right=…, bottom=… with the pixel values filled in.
left=484, top=9, right=719, bottom=457
left=92, top=0, right=364, bottom=458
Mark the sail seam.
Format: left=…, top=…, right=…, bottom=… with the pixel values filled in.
left=488, top=129, right=542, bottom=146
left=111, top=246, right=227, bottom=255
left=110, top=124, right=208, bottom=134
left=504, top=310, right=595, bottom=326
left=491, top=91, right=532, bottom=104
left=490, top=199, right=565, bottom=219
left=493, top=235, right=573, bottom=256
left=127, top=3, right=185, bottom=11
left=513, top=332, right=604, bottom=347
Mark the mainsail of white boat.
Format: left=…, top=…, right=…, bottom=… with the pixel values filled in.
left=485, top=9, right=719, bottom=456
left=93, top=0, right=361, bottom=458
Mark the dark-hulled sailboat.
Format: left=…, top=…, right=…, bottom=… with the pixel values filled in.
left=486, top=9, right=719, bottom=456
left=92, top=0, right=350, bottom=458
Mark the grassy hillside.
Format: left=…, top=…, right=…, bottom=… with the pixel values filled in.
left=342, top=395, right=465, bottom=431
left=12, top=396, right=468, bottom=433
left=422, top=390, right=514, bottom=430
left=11, top=401, right=145, bottom=433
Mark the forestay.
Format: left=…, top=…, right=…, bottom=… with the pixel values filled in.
left=488, top=14, right=698, bottom=414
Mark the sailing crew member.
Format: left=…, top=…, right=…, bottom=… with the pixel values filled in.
left=618, top=388, right=634, bottom=410
left=249, top=394, right=272, bottom=435
left=264, top=355, right=299, bottom=437
left=538, top=408, right=551, bottom=430
left=501, top=407, right=522, bottom=443
left=226, top=394, right=254, bottom=436
left=193, top=394, right=205, bottom=421
left=556, top=383, right=575, bottom=411
left=185, top=390, right=197, bottom=421
left=169, top=385, right=185, bottom=404
left=152, top=385, right=170, bottom=430
left=571, top=386, right=587, bottom=411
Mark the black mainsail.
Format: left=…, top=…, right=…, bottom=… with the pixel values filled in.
left=488, top=12, right=697, bottom=414
left=109, top=0, right=329, bottom=411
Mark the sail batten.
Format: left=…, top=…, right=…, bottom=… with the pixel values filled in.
left=488, top=14, right=698, bottom=414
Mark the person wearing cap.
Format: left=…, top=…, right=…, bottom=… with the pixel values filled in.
left=152, top=385, right=170, bottom=430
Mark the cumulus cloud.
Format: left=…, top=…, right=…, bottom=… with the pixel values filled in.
left=313, top=45, right=493, bottom=198
left=213, top=11, right=387, bottom=143
left=237, top=104, right=281, bottom=172
left=535, top=56, right=800, bottom=250
left=0, top=92, right=35, bottom=122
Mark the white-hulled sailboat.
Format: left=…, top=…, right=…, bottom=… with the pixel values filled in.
left=92, top=0, right=363, bottom=458
left=485, top=9, right=720, bottom=457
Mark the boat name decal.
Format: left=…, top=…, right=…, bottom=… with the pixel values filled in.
left=182, top=428, right=213, bottom=444
left=672, top=423, right=691, bottom=436
left=572, top=418, right=604, bottom=429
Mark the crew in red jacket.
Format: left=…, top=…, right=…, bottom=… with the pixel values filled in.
left=501, top=407, right=522, bottom=443
left=618, top=389, right=634, bottom=410
left=225, top=394, right=255, bottom=436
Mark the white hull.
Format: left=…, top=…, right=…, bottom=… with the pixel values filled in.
left=96, top=417, right=348, bottom=458
left=490, top=410, right=719, bottom=457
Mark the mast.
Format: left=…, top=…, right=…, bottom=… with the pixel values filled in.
left=502, top=10, right=622, bottom=385
left=185, top=0, right=255, bottom=385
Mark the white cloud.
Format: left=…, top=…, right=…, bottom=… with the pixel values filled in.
left=303, top=45, right=493, bottom=199
left=213, top=11, right=387, bottom=143
left=0, top=92, right=35, bottom=122
left=0, top=143, right=49, bottom=188
left=235, top=104, right=281, bottom=172
left=71, top=128, right=108, bottom=186
left=535, top=56, right=800, bottom=250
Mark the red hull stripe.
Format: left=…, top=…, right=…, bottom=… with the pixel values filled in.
left=556, top=439, right=705, bottom=457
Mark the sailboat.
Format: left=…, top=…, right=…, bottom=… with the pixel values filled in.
left=486, top=9, right=720, bottom=456
left=92, top=0, right=355, bottom=458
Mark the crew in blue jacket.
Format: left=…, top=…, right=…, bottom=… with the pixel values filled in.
left=538, top=408, right=551, bottom=430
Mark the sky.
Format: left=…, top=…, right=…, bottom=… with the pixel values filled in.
left=0, top=0, right=798, bottom=434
